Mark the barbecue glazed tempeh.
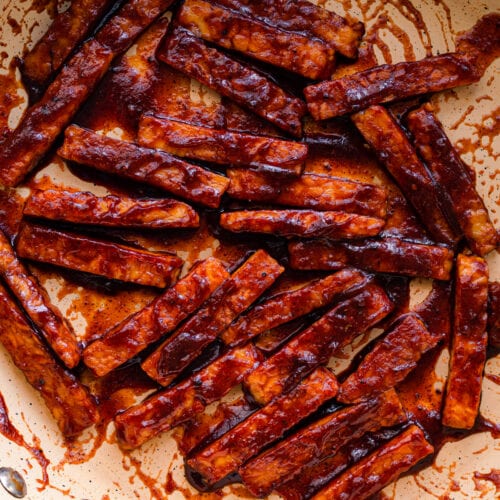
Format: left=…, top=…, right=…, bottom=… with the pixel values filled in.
left=138, top=115, right=308, bottom=176
left=221, top=268, right=368, bottom=346
left=141, top=250, right=284, bottom=385
left=352, top=106, right=459, bottom=245
left=289, top=238, right=454, bottom=280
left=239, top=390, right=407, bottom=497
left=187, top=368, right=339, bottom=485
left=488, top=282, right=500, bottom=348
left=24, top=189, right=199, bottom=229
left=16, top=222, right=182, bottom=288
left=0, top=229, right=80, bottom=369
left=0, top=283, right=99, bottom=436
left=220, top=210, right=385, bottom=239
left=0, top=0, right=177, bottom=187
left=227, top=169, right=388, bottom=218
left=244, top=283, right=393, bottom=405
left=406, top=103, right=497, bottom=255
left=214, top=0, right=364, bottom=59
left=58, top=125, right=229, bottom=208
left=177, top=0, right=335, bottom=79
left=311, top=425, right=433, bottom=500
left=443, top=254, right=488, bottom=429
left=115, top=344, right=261, bottom=449
left=305, top=53, right=481, bottom=120
left=158, top=26, right=306, bottom=137
left=338, top=314, right=441, bottom=403
left=83, top=258, right=229, bottom=377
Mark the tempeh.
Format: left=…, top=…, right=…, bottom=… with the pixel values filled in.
left=115, top=344, right=261, bottom=449
left=227, top=169, right=388, bottom=218
left=221, top=268, right=368, bottom=346
left=16, top=222, right=182, bottom=288
left=305, top=53, right=481, bottom=120
left=58, top=125, right=229, bottom=208
left=137, top=115, right=307, bottom=176
left=157, top=26, right=306, bottom=137
left=178, top=0, right=335, bottom=79
left=240, top=390, right=406, bottom=497
left=0, top=283, right=99, bottom=436
left=289, top=238, right=454, bottom=280
left=488, top=282, right=500, bottom=348
left=141, top=250, right=284, bottom=385
left=244, top=283, right=393, bottom=405
left=406, top=103, right=497, bottom=255
left=338, top=314, right=441, bottom=403
left=187, top=368, right=339, bottom=485
left=83, top=258, right=229, bottom=376
left=443, top=254, right=488, bottom=429
left=310, top=425, right=434, bottom=500
left=0, top=229, right=80, bottom=369
left=24, top=189, right=199, bottom=229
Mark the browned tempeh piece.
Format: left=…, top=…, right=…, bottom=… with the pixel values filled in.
left=141, top=250, right=284, bottom=385
left=24, top=189, right=199, bottom=229
left=16, top=222, right=182, bottom=288
left=178, top=0, right=335, bottom=79
left=305, top=53, right=481, bottom=120
left=239, top=390, right=407, bottom=497
left=21, top=0, right=114, bottom=94
left=488, top=282, right=500, bottom=348
left=289, top=238, right=454, bottom=281
left=311, top=425, right=433, bottom=500
left=0, top=0, right=176, bottom=187
left=244, top=283, right=393, bottom=405
left=187, top=368, right=339, bottom=485
left=352, top=106, right=459, bottom=245
left=227, top=169, right=388, bottom=218
left=443, top=254, right=488, bottom=429
left=138, top=115, right=307, bottom=176
left=221, top=268, right=368, bottom=346
left=220, top=210, right=385, bottom=239
left=406, top=103, right=497, bottom=255
left=0, top=229, right=80, bottom=369
left=58, top=125, right=229, bottom=208
left=83, top=258, right=229, bottom=377
left=158, top=26, right=306, bottom=137
left=338, top=314, right=441, bottom=403
left=214, top=0, right=364, bottom=59
left=115, top=345, right=261, bottom=449
left=0, top=283, right=99, bottom=436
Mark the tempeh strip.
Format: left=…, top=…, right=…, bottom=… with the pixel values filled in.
left=338, top=314, right=441, bottom=403
left=406, top=103, right=497, bottom=255
left=311, top=425, right=434, bottom=500
left=58, top=125, right=229, bottom=208
left=187, top=368, right=339, bottom=485
left=24, top=189, right=199, bottom=229
left=178, top=0, right=335, bottom=79
left=0, top=0, right=176, bottom=187
left=227, top=169, right=388, bottom=218
left=0, top=283, right=99, bottom=436
left=158, top=26, right=306, bottom=137
left=305, top=53, right=481, bottom=120
left=221, top=268, right=368, bottom=347
left=244, top=283, right=393, bottom=405
left=83, top=258, right=229, bottom=376
left=220, top=210, right=385, bottom=239
left=16, top=222, right=182, bottom=288
left=289, top=238, right=454, bottom=281
left=443, top=254, right=488, bottom=429
left=115, top=345, right=261, bottom=449
left=240, top=390, right=406, bottom=497
left=352, top=106, right=459, bottom=245
left=141, top=250, right=284, bottom=385
left=138, top=115, right=307, bottom=176
left=0, top=229, right=80, bottom=369
left=488, top=282, right=500, bottom=348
